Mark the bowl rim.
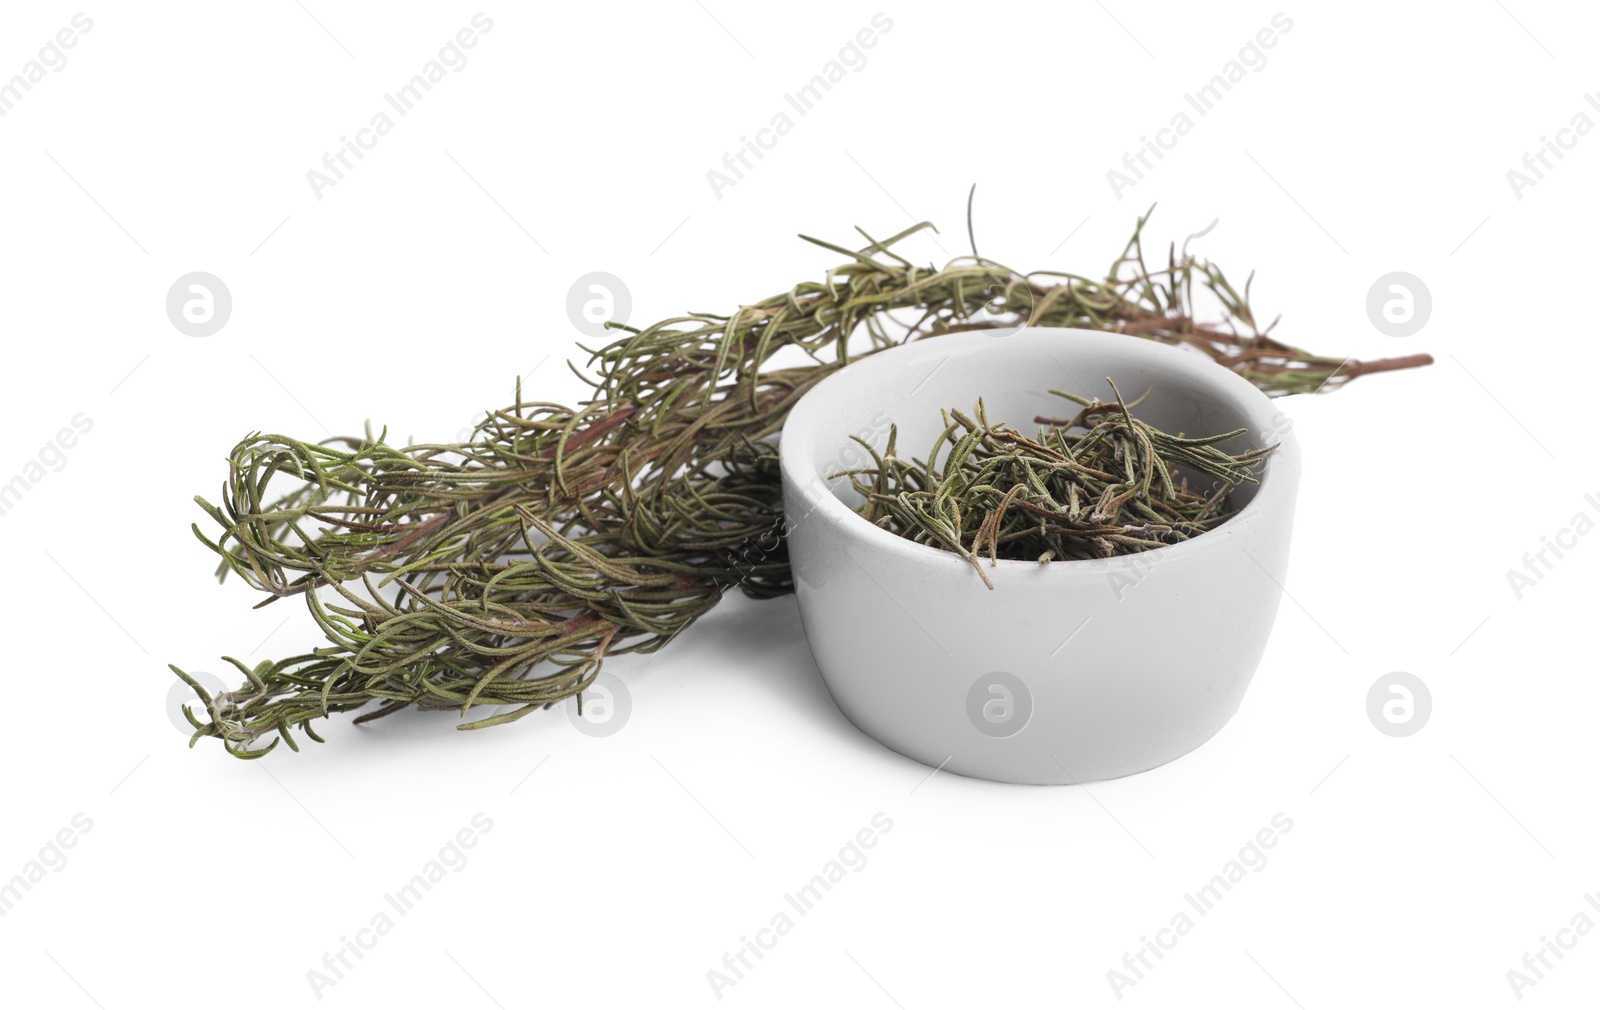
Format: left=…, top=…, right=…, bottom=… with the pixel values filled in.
left=778, top=326, right=1303, bottom=574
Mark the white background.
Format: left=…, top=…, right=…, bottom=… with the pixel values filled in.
left=1, top=2, right=1595, bottom=1007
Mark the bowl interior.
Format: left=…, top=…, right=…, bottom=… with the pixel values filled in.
left=791, top=328, right=1290, bottom=533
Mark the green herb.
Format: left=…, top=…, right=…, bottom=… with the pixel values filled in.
left=173, top=203, right=1428, bottom=757
left=835, top=382, right=1275, bottom=589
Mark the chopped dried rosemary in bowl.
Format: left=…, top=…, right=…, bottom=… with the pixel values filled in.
left=834, top=382, right=1276, bottom=589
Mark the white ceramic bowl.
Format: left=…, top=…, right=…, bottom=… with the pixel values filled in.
left=779, top=327, right=1302, bottom=784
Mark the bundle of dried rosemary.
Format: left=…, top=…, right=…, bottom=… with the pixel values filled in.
left=173, top=207, right=1429, bottom=757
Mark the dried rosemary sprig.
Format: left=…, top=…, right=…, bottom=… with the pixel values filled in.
left=835, top=383, right=1275, bottom=589
left=173, top=206, right=1430, bottom=757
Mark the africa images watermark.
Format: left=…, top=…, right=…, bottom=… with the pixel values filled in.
left=1504, top=489, right=1600, bottom=600
left=0, top=13, right=94, bottom=119
left=706, top=811, right=895, bottom=999
left=0, top=813, right=94, bottom=918
left=707, top=12, right=894, bottom=199
left=1106, top=12, right=1294, bottom=200
left=306, top=13, right=495, bottom=200
left=1505, top=891, right=1600, bottom=1000
left=305, top=812, right=494, bottom=999
left=0, top=413, right=94, bottom=520
left=1106, top=812, right=1295, bottom=999
left=1505, top=94, right=1600, bottom=201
